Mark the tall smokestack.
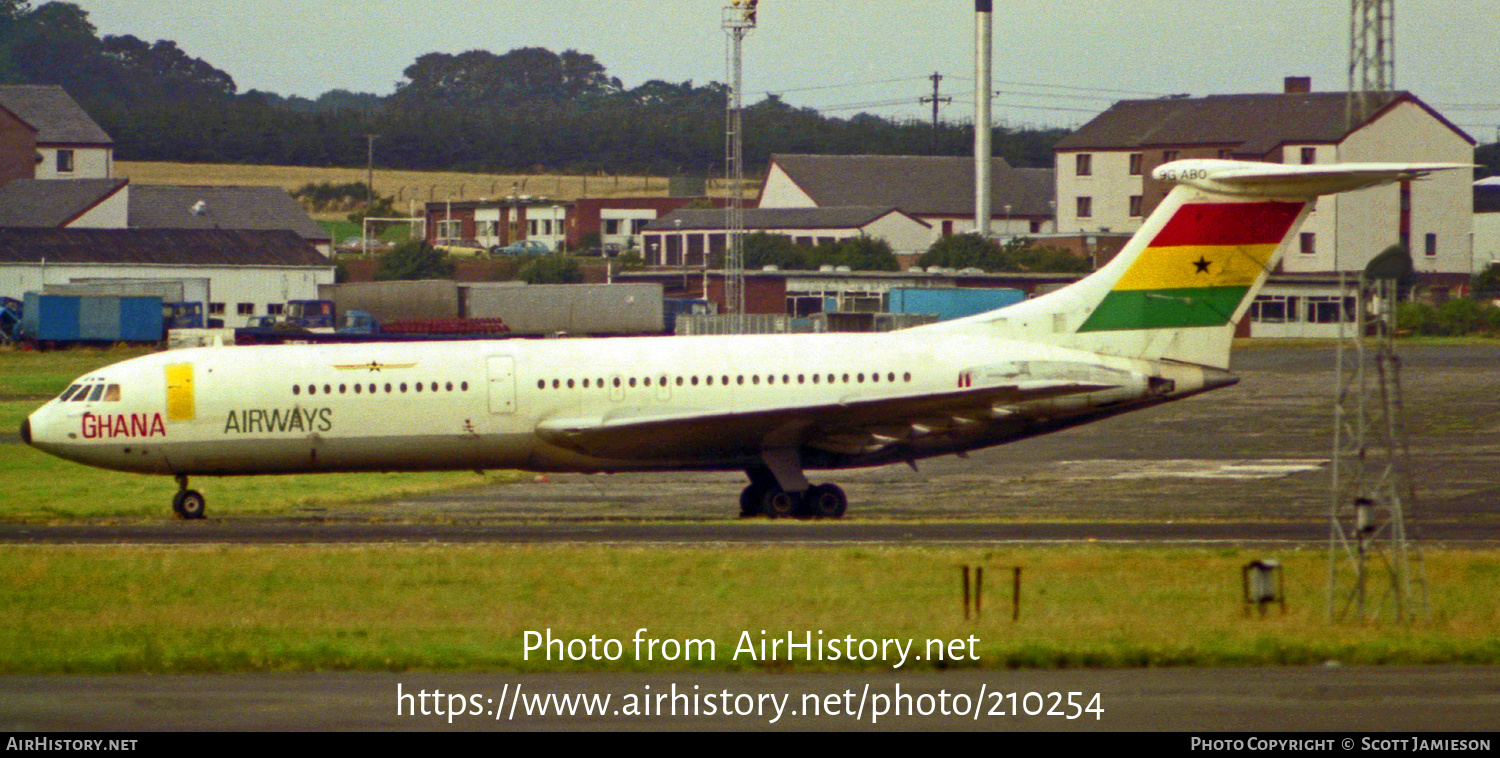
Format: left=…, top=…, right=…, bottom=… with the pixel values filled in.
left=974, top=0, right=993, bottom=238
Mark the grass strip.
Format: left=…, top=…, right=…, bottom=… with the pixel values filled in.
left=1, top=545, right=1495, bottom=674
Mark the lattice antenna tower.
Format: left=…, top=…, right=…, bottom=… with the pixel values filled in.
left=723, top=0, right=757, bottom=333
left=1328, top=250, right=1428, bottom=624
left=1347, top=0, right=1396, bottom=128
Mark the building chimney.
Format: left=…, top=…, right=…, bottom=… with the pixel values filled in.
left=1284, top=76, right=1312, bottom=94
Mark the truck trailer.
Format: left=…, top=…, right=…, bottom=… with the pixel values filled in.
left=19, top=293, right=164, bottom=347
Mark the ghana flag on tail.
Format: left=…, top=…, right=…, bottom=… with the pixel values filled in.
left=1077, top=200, right=1305, bottom=332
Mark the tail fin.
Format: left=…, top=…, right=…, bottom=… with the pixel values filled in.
left=923, top=159, right=1468, bottom=369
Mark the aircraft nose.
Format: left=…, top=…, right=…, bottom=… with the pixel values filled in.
left=20, top=417, right=30, bottom=446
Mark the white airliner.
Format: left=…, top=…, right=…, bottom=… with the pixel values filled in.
left=22, top=160, right=1463, bottom=519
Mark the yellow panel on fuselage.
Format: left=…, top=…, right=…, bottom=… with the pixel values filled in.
left=165, top=363, right=195, bottom=421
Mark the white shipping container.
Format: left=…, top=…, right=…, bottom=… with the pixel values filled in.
left=464, top=283, right=664, bottom=335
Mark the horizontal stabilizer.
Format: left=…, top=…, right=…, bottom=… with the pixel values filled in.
left=1155, top=160, right=1473, bottom=198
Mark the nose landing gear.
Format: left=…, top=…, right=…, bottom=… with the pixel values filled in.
left=172, top=474, right=206, bottom=520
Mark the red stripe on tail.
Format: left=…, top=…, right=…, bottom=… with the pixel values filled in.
left=1150, top=201, right=1305, bottom=247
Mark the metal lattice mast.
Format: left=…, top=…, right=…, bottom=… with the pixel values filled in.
left=723, top=1, right=756, bottom=333
left=1347, top=0, right=1396, bottom=128
left=1328, top=271, right=1428, bottom=623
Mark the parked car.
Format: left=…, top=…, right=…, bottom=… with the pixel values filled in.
left=492, top=240, right=551, bottom=256
left=434, top=239, right=488, bottom=257
left=586, top=242, right=624, bottom=257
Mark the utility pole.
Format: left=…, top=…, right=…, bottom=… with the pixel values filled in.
left=919, top=71, right=951, bottom=155
left=364, top=134, right=380, bottom=257
left=365, top=134, right=380, bottom=207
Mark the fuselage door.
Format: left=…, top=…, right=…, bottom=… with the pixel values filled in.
left=486, top=356, right=517, bottom=415
left=165, top=363, right=195, bottom=421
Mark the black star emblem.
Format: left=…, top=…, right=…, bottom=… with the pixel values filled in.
left=1192, top=256, right=1212, bottom=274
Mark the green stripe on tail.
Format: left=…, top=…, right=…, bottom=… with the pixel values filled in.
left=1077, top=286, right=1249, bottom=332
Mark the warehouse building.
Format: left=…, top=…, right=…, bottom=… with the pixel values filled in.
left=622, top=267, right=1079, bottom=320
left=757, top=154, right=1055, bottom=244
left=0, top=229, right=335, bottom=327
left=0, top=178, right=129, bottom=228
left=0, top=179, right=332, bottom=254
left=127, top=184, right=332, bottom=254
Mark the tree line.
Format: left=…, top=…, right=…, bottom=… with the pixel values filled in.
left=0, top=1, right=1069, bottom=175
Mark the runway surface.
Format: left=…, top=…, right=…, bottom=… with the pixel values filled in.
left=3, top=518, right=1499, bottom=545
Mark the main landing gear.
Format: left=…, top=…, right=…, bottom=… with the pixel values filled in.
left=739, top=466, right=848, bottom=519
left=172, top=474, right=206, bottom=520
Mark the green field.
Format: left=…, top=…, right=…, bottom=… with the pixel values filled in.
left=0, top=346, right=157, bottom=400
left=1, top=545, right=1496, bottom=674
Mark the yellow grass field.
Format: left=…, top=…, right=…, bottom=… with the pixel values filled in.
left=115, top=161, right=753, bottom=212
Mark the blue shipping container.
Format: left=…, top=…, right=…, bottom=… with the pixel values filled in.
left=21, top=293, right=163, bottom=343
left=886, top=287, right=1024, bottom=321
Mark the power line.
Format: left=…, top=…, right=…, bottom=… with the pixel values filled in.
left=806, top=98, right=923, bottom=113
left=992, top=89, right=1121, bottom=103
left=948, top=75, right=1166, bottom=97
left=951, top=98, right=1103, bottom=114
left=758, top=75, right=931, bottom=97
left=807, top=98, right=1102, bottom=118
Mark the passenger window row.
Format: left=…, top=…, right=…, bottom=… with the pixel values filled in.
left=293, top=381, right=470, bottom=396
left=59, top=384, right=121, bottom=402
left=535, top=371, right=914, bottom=391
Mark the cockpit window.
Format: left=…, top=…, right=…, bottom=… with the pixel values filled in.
left=70, top=385, right=93, bottom=401
left=104, top=384, right=121, bottom=402
left=87, top=384, right=106, bottom=402
left=58, top=384, right=83, bottom=401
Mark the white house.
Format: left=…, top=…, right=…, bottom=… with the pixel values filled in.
left=0, top=85, right=113, bottom=182
left=1054, top=80, right=1475, bottom=282
left=640, top=206, right=932, bottom=266
left=1054, top=79, right=1476, bottom=337
left=1475, top=181, right=1500, bottom=273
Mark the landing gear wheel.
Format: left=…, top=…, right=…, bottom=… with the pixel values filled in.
left=761, top=488, right=799, bottom=519
left=739, top=483, right=766, bottom=518
left=172, top=489, right=206, bottom=520
left=806, top=484, right=848, bottom=519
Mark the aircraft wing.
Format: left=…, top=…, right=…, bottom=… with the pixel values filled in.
left=533, top=378, right=1118, bottom=462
